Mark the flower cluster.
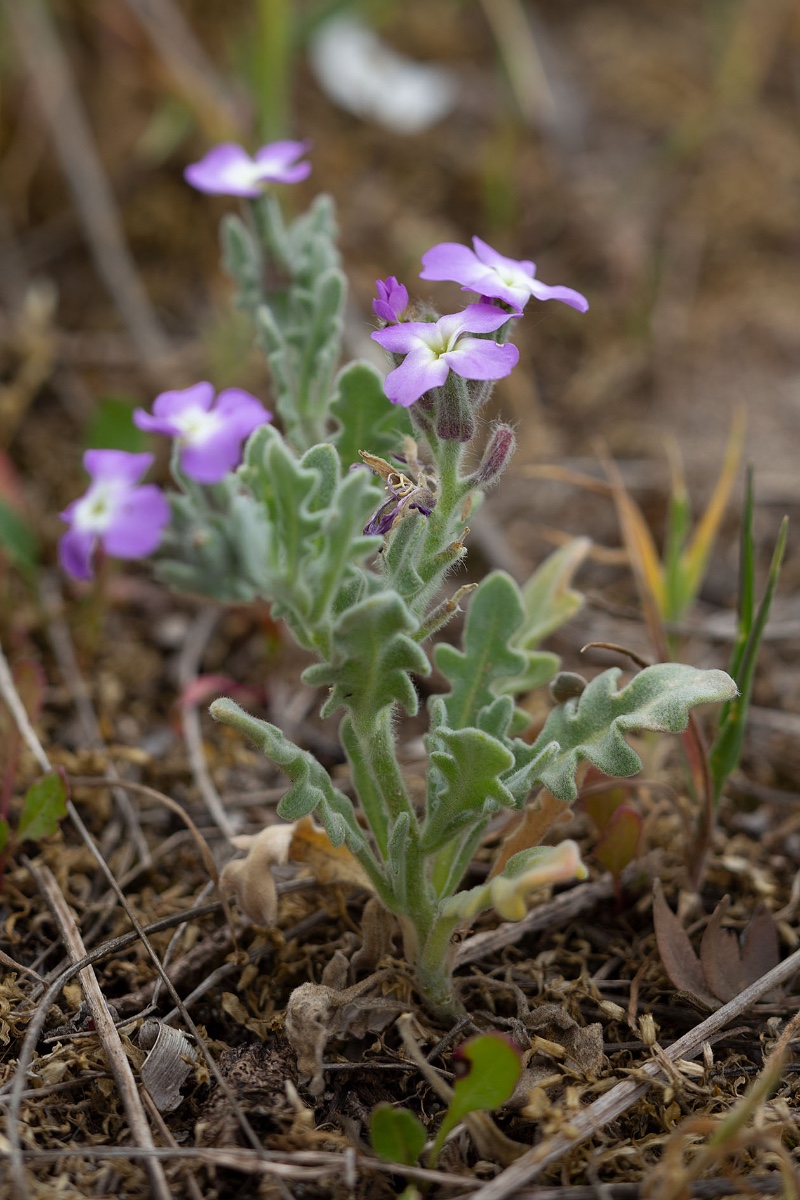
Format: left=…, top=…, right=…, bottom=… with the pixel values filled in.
left=58, top=137, right=587, bottom=579
left=61, top=385, right=271, bottom=580
left=369, top=234, right=588, bottom=411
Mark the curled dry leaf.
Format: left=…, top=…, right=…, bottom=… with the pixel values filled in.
left=220, top=817, right=372, bottom=926
left=139, top=1019, right=197, bottom=1113
left=284, top=974, right=404, bottom=1095
left=220, top=824, right=294, bottom=926
left=653, top=880, right=780, bottom=1009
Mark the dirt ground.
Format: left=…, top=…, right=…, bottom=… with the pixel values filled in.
left=1, top=1, right=800, bottom=1197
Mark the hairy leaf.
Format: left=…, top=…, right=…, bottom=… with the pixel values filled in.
left=435, top=572, right=528, bottom=730
left=303, top=591, right=430, bottom=719
left=330, top=359, right=411, bottom=468
left=524, top=664, right=737, bottom=803
left=209, top=698, right=363, bottom=849
left=422, top=726, right=515, bottom=852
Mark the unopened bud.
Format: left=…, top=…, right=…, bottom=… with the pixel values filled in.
left=435, top=375, right=475, bottom=442
left=550, top=671, right=588, bottom=704
left=471, top=423, right=516, bottom=487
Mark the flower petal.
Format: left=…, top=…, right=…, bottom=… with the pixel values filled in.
left=472, top=236, right=535, bottom=278
left=58, top=528, right=96, bottom=581
left=383, top=346, right=448, bottom=406
left=443, top=338, right=519, bottom=381
left=83, top=449, right=153, bottom=485
left=372, top=321, right=433, bottom=353
left=528, top=280, right=589, bottom=312
left=253, top=139, right=312, bottom=183
left=184, top=144, right=264, bottom=197
left=420, top=242, right=486, bottom=288
left=101, top=486, right=170, bottom=558
left=438, top=303, right=516, bottom=338
left=214, top=389, right=272, bottom=438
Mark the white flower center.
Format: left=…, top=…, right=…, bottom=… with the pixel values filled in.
left=173, top=406, right=223, bottom=445
left=72, top=481, right=125, bottom=534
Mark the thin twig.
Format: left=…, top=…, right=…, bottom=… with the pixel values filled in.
left=3, top=0, right=171, bottom=371
left=455, top=944, right=800, bottom=1200
left=41, top=573, right=148, bottom=862
left=177, top=606, right=238, bottom=839
left=22, top=858, right=171, bottom=1200
left=0, top=636, right=266, bottom=1160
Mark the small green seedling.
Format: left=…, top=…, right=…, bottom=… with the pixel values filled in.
left=0, top=770, right=69, bottom=884
left=370, top=1033, right=521, bottom=1173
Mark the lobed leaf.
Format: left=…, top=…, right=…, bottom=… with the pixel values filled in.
left=330, top=360, right=412, bottom=468
left=525, top=664, right=737, bottom=803
left=435, top=572, right=528, bottom=730
left=421, top=725, right=515, bottom=853
left=209, top=698, right=362, bottom=850
left=303, top=591, right=430, bottom=720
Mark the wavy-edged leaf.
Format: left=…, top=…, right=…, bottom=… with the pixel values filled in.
left=422, top=726, right=515, bottom=852
left=435, top=572, right=528, bottom=730
left=523, top=664, right=737, bottom=803
left=330, top=359, right=411, bottom=468
left=303, top=591, right=430, bottom=719
left=209, top=697, right=362, bottom=844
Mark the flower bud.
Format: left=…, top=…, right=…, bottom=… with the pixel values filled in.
left=435, top=373, right=475, bottom=442
left=471, top=423, right=516, bottom=487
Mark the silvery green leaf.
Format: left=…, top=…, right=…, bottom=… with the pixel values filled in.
left=303, top=591, right=430, bottom=720
left=330, top=360, right=412, bottom=468
left=434, top=572, right=528, bottom=730
left=522, top=664, right=738, bottom=803
left=422, top=726, right=515, bottom=853
left=221, top=214, right=263, bottom=315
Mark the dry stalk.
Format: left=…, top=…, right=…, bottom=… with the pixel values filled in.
left=454, top=945, right=800, bottom=1200
left=3, top=0, right=171, bottom=371
left=22, top=859, right=171, bottom=1200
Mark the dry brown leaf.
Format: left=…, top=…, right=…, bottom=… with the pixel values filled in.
left=654, top=882, right=781, bottom=1008
left=219, top=824, right=294, bottom=926
left=220, top=817, right=372, bottom=928
left=289, top=816, right=372, bottom=890
left=284, top=974, right=403, bottom=1095
left=652, top=880, right=719, bottom=1009
left=700, top=898, right=780, bottom=1003
left=488, top=790, right=570, bottom=881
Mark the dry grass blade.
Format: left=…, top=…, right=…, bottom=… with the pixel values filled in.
left=0, top=637, right=267, bottom=1164
left=18, top=859, right=172, bottom=1200
left=41, top=573, right=148, bottom=862
left=4, top=0, right=171, bottom=372
left=178, top=606, right=237, bottom=840
left=121, top=0, right=240, bottom=139
left=458, top=943, right=800, bottom=1200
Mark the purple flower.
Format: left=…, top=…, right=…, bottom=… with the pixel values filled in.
left=420, top=236, right=588, bottom=314
left=372, top=277, right=409, bottom=324
left=371, top=303, right=518, bottom=407
left=364, top=474, right=436, bottom=536
left=184, top=140, right=311, bottom=197
left=59, top=451, right=169, bottom=581
left=134, top=383, right=271, bottom=484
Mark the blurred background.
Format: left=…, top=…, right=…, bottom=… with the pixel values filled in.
left=0, top=0, right=799, bottom=757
